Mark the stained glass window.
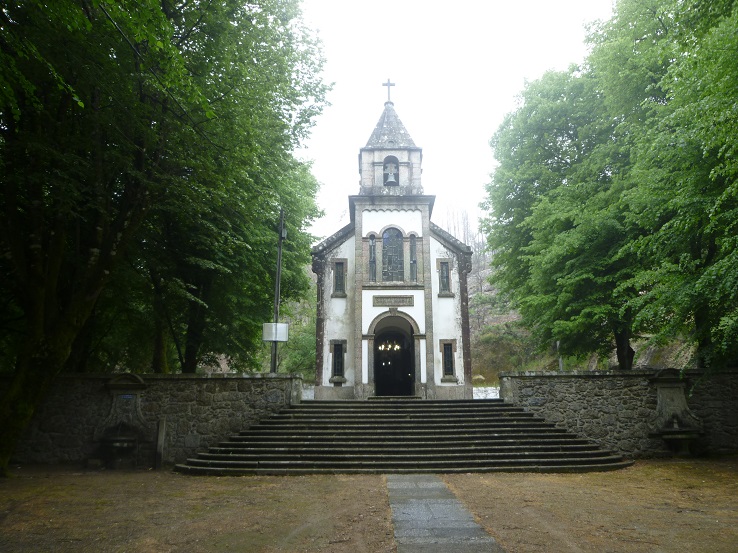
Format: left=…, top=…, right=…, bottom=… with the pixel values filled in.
left=334, top=261, right=344, bottom=294
left=439, top=261, right=450, bottom=292
left=382, top=228, right=404, bottom=281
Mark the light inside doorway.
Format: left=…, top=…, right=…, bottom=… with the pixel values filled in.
left=378, top=340, right=401, bottom=352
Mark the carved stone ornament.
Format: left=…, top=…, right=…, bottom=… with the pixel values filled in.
left=648, top=368, right=703, bottom=455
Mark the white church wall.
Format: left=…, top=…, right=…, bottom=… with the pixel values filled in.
left=429, top=236, right=465, bottom=386
left=321, top=235, right=356, bottom=387
left=419, top=339, right=427, bottom=384
left=361, top=209, right=422, bottom=236
left=361, top=289, right=426, bottom=334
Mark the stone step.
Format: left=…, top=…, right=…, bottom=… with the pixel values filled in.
left=182, top=453, right=628, bottom=468
left=220, top=436, right=593, bottom=447
left=237, top=427, right=571, bottom=438
left=307, top=399, right=505, bottom=405
left=176, top=455, right=633, bottom=475
left=174, top=399, right=632, bottom=475
left=285, top=409, right=522, bottom=416
left=175, top=464, right=634, bottom=476
left=253, top=422, right=554, bottom=432
left=291, top=400, right=509, bottom=410
left=195, top=449, right=614, bottom=462
left=259, top=413, right=536, bottom=426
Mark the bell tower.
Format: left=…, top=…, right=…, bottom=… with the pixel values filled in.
left=313, top=80, right=472, bottom=401
left=358, top=79, right=423, bottom=196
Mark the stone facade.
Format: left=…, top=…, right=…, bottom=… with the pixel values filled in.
left=500, top=369, right=738, bottom=457
left=311, top=99, right=473, bottom=400
left=3, top=373, right=302, bottom=467
left=687, top=371, right=738, bottom=454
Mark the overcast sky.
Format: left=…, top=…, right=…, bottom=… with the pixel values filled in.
left=298, top=0, right=615, bottom=240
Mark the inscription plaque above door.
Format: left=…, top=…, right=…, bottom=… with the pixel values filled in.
left=373, top=295, right=414, bottom=307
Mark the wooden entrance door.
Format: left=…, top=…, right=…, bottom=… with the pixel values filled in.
left=374, top=331, right=414, bottom=396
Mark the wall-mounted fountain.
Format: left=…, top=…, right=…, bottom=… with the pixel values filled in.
left=648, top=368, right=704, bottom=456
left=95, top=374, right=152, bottom=468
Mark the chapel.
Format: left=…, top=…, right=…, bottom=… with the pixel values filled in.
left=311, top=86, right=473, bottom=400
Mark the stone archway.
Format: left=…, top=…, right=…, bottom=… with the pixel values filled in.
left=368, top=311, right=420, bottom=397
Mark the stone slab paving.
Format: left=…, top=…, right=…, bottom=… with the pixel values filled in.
left=386, top=474, right=505, bottom=553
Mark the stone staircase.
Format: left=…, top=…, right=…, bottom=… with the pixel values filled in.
left=174, top=399, right=633, bottom=475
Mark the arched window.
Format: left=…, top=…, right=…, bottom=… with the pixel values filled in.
left=383, top=156, right=399, bottom=186
left=369, top=235, right=377, bottom=282
left=382, top=228, right=404, bottom=281
left=409, top=235, right=417, bottom=282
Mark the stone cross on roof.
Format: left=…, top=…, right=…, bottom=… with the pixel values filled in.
left=383, top=78, right=395, bottom=102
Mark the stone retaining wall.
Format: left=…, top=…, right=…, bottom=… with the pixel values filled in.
left=3, top=373, right=302, bottom=467
left=500, top=369, right=738, bottom=457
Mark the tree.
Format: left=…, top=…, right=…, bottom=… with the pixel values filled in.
left=482, top=0, right=738, bottom=371
left=481, top=66, right=641, bottom=368
left=0, top=0, right=327, bottom=475
left=273, top=276, right=319, bottom=381
left=619, top=1, right=738, bottom=367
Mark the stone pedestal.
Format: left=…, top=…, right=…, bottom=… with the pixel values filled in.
left=648, top=369, right=703, bottom=456
left=95, top=374, right=152, bottom=468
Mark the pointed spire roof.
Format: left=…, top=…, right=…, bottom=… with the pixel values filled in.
left=365, top=101, right=416, bottom=149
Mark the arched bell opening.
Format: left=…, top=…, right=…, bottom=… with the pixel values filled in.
left=383, top=155, right=399, bottom=186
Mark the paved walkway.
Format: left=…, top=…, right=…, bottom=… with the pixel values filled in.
left=386, top=474, right=505, bottom=552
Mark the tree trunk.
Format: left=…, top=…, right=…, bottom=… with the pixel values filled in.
left=182, top=313, right=204, bottom=374
left=0, top=332, right=76, bottom=476
left=614, top=327, right=635, bottom=371
left=694, top=304, right=714, bottom=369
left=182, top=281, right=210, bottom=374
left=183, top=307, right=207, bottom=373
left=63, top=310, right=99, bottom=373
left=151, top=321, right=169, bottom=374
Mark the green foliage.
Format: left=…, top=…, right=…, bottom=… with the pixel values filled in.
left=617, top=0, right=738, bottom=367
left=274, top=281, right=318, bottom=380
left=0, top=0, right=327, bottom=375
left=482, top=65, right=641, bottom=369
left=0, top=0, right=328, bottom=471
left=481, top=0, right=738, bottom=370
left=472, top=322, right=541, bottom=384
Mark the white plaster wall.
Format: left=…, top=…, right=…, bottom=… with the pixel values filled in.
left=362, top=209, right=422, bottom=236
left=419, top=339, right=427, bottom=384
left=322, top=235, right=356, bottom=386
left=429, top=236, right=465, bottom=386
left=361, top=340, right=369, bottom=384
left=361, top=289, right=426, bottom=334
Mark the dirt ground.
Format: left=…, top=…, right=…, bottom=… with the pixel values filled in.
left=1, top=457, right=736, bottom=553
left=444, top=456, right=738, bottom=553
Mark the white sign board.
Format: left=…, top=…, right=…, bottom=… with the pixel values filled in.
left=262, top=323, right=289, bottom=342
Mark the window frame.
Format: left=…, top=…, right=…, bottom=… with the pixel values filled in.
left=331, top=258, right=348, bottom=298
left=409, top=234, right=418, bottom=282
left=329, top=340, right=348, bottom=385
left=369, top=235, right=377, bottom=282
left=440, top=339, right=458, bottom=382
left=437, top=258, right=454, bottom=297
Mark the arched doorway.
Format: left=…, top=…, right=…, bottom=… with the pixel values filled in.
left=373, top=316, right=415, bottom=396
